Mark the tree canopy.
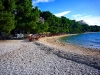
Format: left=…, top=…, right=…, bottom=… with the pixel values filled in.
left=0, top=0, right=15, bottom=34
left=0, top=0, right=100, bottom=35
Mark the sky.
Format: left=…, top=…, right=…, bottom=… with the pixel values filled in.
left=32, top=0, right=100, bottom=26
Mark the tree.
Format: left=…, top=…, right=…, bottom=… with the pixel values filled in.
left=32, top=6, right=40, bottom=22
left=90, top=25, right=100, bottom=32
left=69, top=20, right=82, bottom=33
left=60, top=16, right=69, bottom=33
left=15, top=0, right=34, bottom=33
left=0, top=0, right=15, bottom=34
left=34, top=22, right=49, bottom=33
left=41, top=11, right=57, bottom=33
left=82, top=24, right=90, bottom=32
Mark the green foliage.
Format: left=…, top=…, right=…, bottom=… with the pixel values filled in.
left=15, top=0, right=34, bottom=32
left=0, top=12, right=15, bottom=34
left=0, top=0, right=4, bottom=11
left=60, top=16, right=69, bottom=33
left=34, top=22, right=49, bottom=33
left=40, top=11, right=100, bottom=34
left=90, top=25, right=100, bottom=32
left=32, top=6, right=40, bottom=22
left=81, top=24, right=90, bottom=32
left=0, top=0, right=15, bottom=34
left=0, top=0, right=100, bottom=35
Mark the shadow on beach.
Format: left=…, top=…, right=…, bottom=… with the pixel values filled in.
left=34, top=41, right=100, bottom=70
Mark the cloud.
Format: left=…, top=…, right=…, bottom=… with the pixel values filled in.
left=54, top=11, right=71, bottom=17
left=32, top=0, right=54, bottom=4
left=72, top=14, right=100, bottom=26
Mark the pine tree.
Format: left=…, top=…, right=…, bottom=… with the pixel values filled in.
left=32, top=6, right=40, bottom=22
left=15, top=0, right=35, bottom=33
left=0, top=0, right=15, bottom=34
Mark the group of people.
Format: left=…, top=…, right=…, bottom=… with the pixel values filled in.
left=29, top=34, right=45, bottom=41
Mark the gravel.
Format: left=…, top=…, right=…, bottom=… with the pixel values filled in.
left=0, top=40, right=100, bottom=75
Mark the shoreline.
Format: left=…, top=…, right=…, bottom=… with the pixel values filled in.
left=37, top=34, right=100, bottom=69
left=38, top=34, right=100, bottom=57
left=0, top=35, right=100, bottom=74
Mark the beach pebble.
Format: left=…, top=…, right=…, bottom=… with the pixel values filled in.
left=0, top=40, right=100, bottom=75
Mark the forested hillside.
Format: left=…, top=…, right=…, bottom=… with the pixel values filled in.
left=0, top=0, right=100, bottom=35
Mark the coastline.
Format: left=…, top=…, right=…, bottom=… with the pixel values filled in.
left=37, top=34, right=100, bottom=69
left=0, top=35, right=100, bottom=74
left=38, top=34, right=100, bottom=57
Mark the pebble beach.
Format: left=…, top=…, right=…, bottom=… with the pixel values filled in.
left=0, top=34, right=100, bottom=75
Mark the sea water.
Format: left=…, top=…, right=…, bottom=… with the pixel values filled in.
left=61, top=32, right=100, bottom=50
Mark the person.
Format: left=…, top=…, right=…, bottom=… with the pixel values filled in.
left=35, top=35, right=39, bottom=40
left=29, top=35, right=33, bottom=41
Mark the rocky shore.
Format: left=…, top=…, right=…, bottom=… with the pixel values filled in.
left=0, top=35, right=100, bottom=75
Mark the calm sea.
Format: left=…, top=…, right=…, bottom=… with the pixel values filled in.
left=61, top=32, right=100, bottom=50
